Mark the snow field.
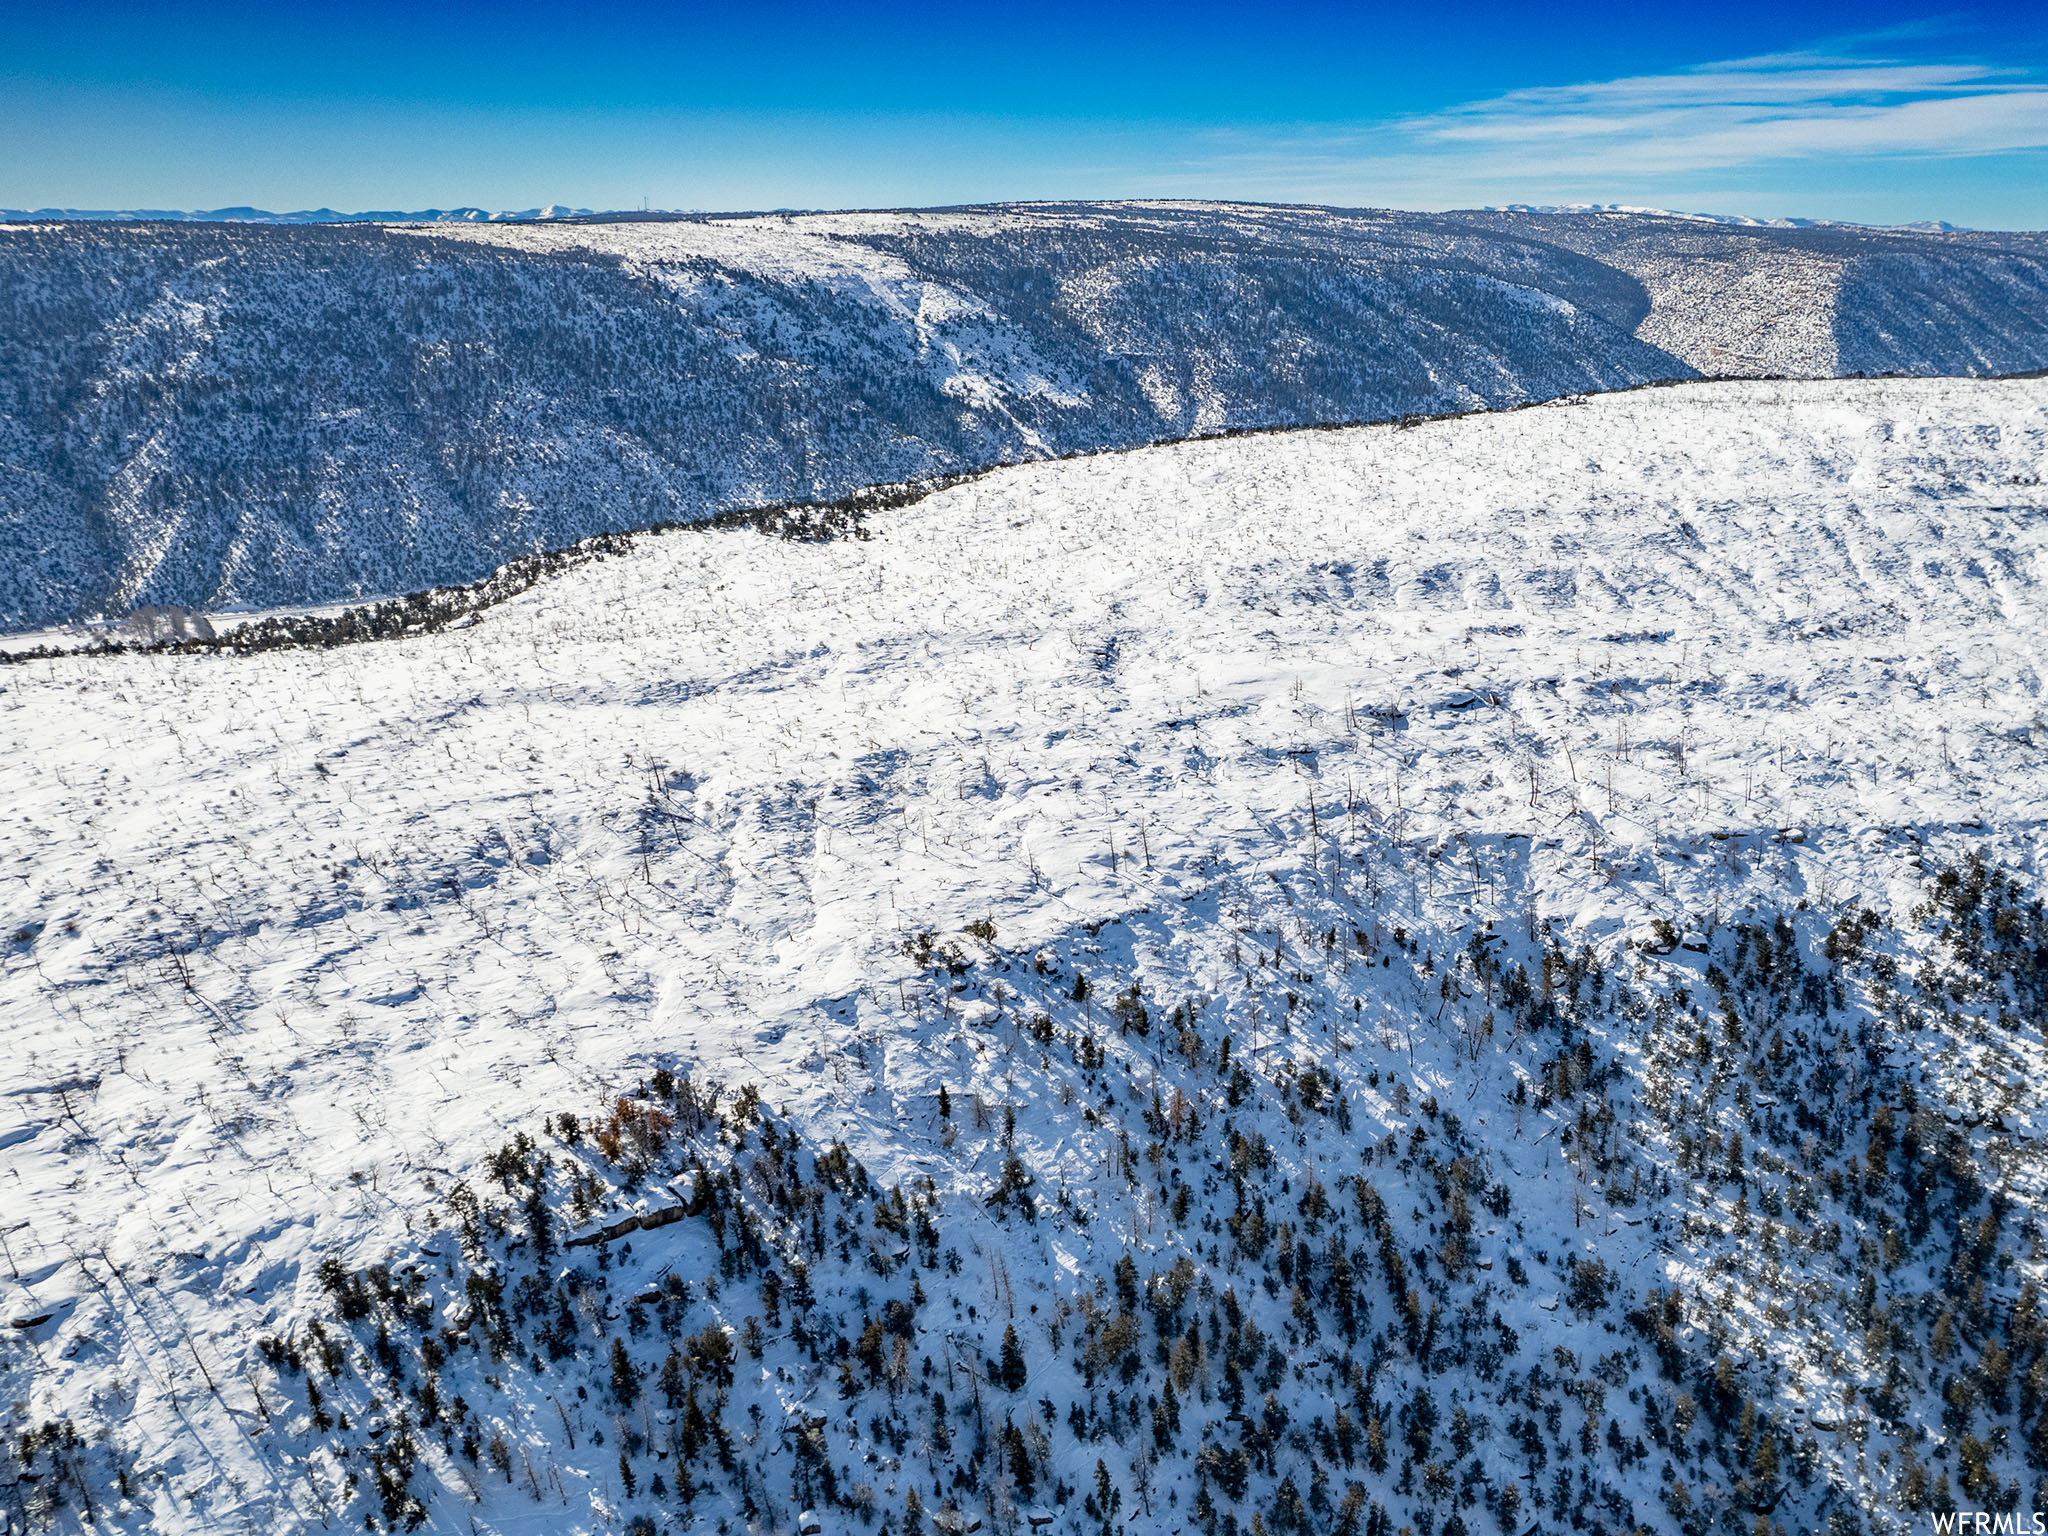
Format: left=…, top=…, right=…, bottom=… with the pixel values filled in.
left=2, top=376, right=2047, bottom=1533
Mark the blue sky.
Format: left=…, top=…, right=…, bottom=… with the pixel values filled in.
left=4, top=1, right=2047, bottom=226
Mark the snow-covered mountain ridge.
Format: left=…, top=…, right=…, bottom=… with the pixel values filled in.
left=0, top=207, right=595, bottom=225
left=5, top=377, right=2048, bottom=1535
left=5, top=201, right=2048, bottom=632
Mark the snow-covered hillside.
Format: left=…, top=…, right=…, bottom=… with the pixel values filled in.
left=1483, top=211, right=2048, bottom=380
left=5, top=202, right=2048, bottom=632
left=5, top=378, right=2048, bottom=1535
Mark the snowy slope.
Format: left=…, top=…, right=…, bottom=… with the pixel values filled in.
left=1463, top=210, right=2048, bottom=379
left=5, top=203, right=2048, bottom=633
left=5, top=377, right=2048, bottom=1535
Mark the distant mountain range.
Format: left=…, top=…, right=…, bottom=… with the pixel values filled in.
left=1484, top=202, right=1969, bottom=232
left=0, top=205, right=597, bottom=224
left=0, top=201, right=1978, bottom=232
left=2, top=200, right=2046, bottom=631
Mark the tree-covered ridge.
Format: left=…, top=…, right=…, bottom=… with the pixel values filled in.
left=7, top=203, right=2048, bottom=631
left=18, top=852, right=2036, bottom=1536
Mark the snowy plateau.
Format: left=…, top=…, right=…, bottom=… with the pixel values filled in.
left=6, top=202, right=2048, bottom=632
left=6, top=373, right=2048, bottom=1536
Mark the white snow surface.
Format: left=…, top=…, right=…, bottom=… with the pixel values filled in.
left=4, top=376, right=2048, bottom=1531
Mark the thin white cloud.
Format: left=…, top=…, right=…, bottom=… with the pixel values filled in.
left=1409, top=50, right=2048, bottom=174
left=1148, top=45, right=2048, bottom=213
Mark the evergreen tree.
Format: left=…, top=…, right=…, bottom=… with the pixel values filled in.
left=1004, top=1422, right=1035, bottom=1499
left=1752, top=1428, right=1778, bottom=1484
left=524, top=1182, right=554, bottom=1263
left=1092, top=1458, right=1121, bottom=1536
left=659, top=1347, right=686, bottom=1409
left=612, top=1337, right=640, bottom=1407
left=1000, top=1325, right=1028, bottom=1391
